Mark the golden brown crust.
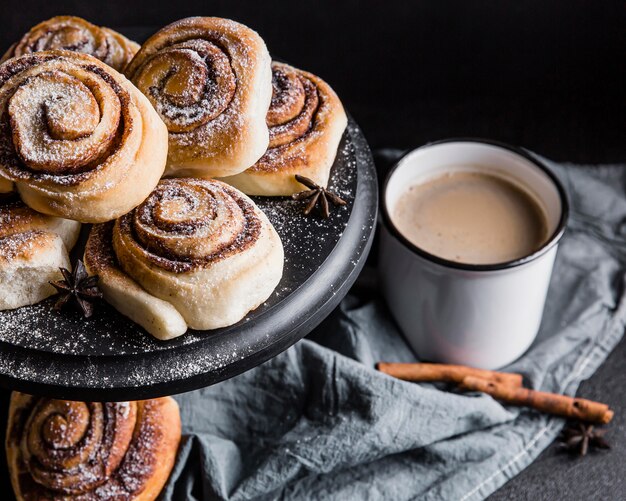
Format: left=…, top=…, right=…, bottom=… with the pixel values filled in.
left=2, top=16, right=140, bottom=72
left=0, top=50, right=168, bottom=223
left=6, top=393, right=181, bottom=501
left=0, top=195, right=78, bottom=245
left=114, top=178, right=262, bottom=273
left=125, top=17, right=272, bottom=178
left=0, top=230, right=56, bottom=263
left=84, top=221, right=188, bottom=340
left=0, top=195, right=81, bottom=310
left=220, top=62, right=347, bottom=196
left=84, top=178, right=284, bottom=339
left=0, top=175, right=13, bottom=193
left=101, top=28, right=141, bottom=72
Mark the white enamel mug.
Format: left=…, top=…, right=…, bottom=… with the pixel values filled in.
left=379, top=140, right=568, bottom=369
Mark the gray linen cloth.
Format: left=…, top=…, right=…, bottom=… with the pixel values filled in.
left=163, top=155, right=626, bottom=500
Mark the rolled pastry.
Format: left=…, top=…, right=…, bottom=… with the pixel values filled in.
left=2, top=16, right=139, bottom=72
left=6, top=392, right=181, bottom=501
left=220, top=62, right=347, bottom=196
left=0, top=176, right=12, bottom=193
left=0, top=193, right=80, bottom=310
left=125, top=17, right=272, bottom=178
left=84, top=178, right=284, bottom=340
left=0, top=50, right=168, bottom=223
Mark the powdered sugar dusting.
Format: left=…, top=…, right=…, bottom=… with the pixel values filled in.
left=9, top=16, right=138, bottom=72
left=0, top=120, right=376, bottom=392
left=12, top=397, right=175, bottom=499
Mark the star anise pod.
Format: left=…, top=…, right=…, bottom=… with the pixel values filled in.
left=559, top=422, right=610, bottom=457
left=49, top=259, right=103, bottom=318
left=292, top=174, right=347, bottom=218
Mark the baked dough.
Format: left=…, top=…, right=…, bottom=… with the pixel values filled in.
left=6, top=392, right=181, bottom=501
left=0, top=50, right=168, bottom=223
left=84, top=178, right=284, bottom=340
left=125, top=17, right=272, bottom=178
left=220, top=62, right=347, bottom=195
left=0, top=194, right=80, bottom=310
left=2, top=16, right=139, bottom=72
left=0, top=176, right=12, bottom=193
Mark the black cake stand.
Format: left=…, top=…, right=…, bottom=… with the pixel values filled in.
left=0, top=118, right=378, bottom=401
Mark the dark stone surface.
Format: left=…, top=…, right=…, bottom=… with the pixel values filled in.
left=0, top=1, right=624, bottom=499
left=489, top=340, right=626, bottom=500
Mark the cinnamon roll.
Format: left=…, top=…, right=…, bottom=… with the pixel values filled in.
left=84, top=178, right=284, bottom=340
left=0, top=193, right=80, bottom=310
left=0, top=175, right=12, bottom=193
left=220, top=62, right=347, bottom=196
left=125, top=17, right=272, bottom=178
left=2, top=16, right=140, bottom=72
left=6, top=392, right=181, bottom=501
left=0, top=50, right=168, bottom=223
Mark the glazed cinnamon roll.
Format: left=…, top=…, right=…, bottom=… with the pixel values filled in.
left=125, top=17, right=272, bottom=178
left=220, top=62, right=347, bottom=196
left=0, top=193, right=80, bottom=310
left=6, top=393, right=181, bottom=501
left=84, top=178, right=284, bottom=340
left=0, top=50, right=168, bottom=223
left=2, top=16, right=140, bottom=72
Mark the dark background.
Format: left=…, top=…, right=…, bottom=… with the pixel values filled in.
left=1, top=1, right=625, bottom=499
left=2, top=0, right=626, bottom=163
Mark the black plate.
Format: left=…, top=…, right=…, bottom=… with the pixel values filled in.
left=0, top=118, right=378, bottom=400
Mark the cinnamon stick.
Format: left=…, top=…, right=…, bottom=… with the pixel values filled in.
left=461, top=376, right=614, bottom=424
left=376, top=362, right=523, bottom=388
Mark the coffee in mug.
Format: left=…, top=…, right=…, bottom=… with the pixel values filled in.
left=392, top=171, right=549, bottom=265
left=380, top=140, right=568, bottom=369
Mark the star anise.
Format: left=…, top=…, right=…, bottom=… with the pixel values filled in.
left=49, top=259, right=103, bottom=318
left=292, top=174, right=347, bottom=218
left=559, top=422, right=610, bottom=457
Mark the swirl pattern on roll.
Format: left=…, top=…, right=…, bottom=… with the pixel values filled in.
left=0, top=50, right=168, bottom=222
left=6, top=393, right=181, bottom=501
left=131, top=38, right=236, bottom=134
left=266, top=64, right=319, bottom=149
left=125, top=17, right=272, bottom=178
left=116, top=178, right=261, bottom=273
left=220, top=62, right=347, bottom=196
left=2, top=16, right=140, bottom=72
left=84, top=178, right=284, bottom=340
